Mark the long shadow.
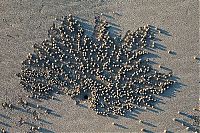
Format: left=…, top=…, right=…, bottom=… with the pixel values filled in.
left=12, top=105, right=32, bottom=114
left=107, top=21, right=121, bottom=39
left=159, top=28, right=172, bottom=36
left=146, top=52, right=161, bottom=59
left=38, top=105, right=61, bottom=117
left=38, top=127, right=55, bottom=133
left=142, top=121, right=157, bottom=127
left=14, top=15, right=185, bottom=127
left=145, top=47, right=156, bottom=52
left=131, top=107, right=146, bottom=115
left=14, top=101, right=61, bottom=120
left=107, top=114, right=119, bottom=119
left=179, top=112, right=200, bottom=123
left=135, top=24, right=184, bottom=117
left=102, top=13, right=115, bottom=20
left=94, top=13, right=122, bottom=40
left=161, top=66, right=172, bottom=71
left=24, top=121, right=55, bottom=133
left=148, top=25, right=172, bottom=36
left=74, top=16, right=94, bottom=37
left=38, top=118, right=53, bottom=125
left=40, top=106, right=53, bottom=112
left=124, top=111, right=138, bottom=120
left=27, top=102, right=54, bottom=114
left=49, top=111, right=62, bottom=118
left=146, top=108, right=159, bottom=114
left=27, top=102, right=55, bottom=115
left=175, top=118, right=199, bottom=132
left=109, top=21, right=121, bottom=29
left=159, top=81, right=186, bottom=98
left=114, top=123, right=129, bottom=129
left=152, top=105, right=165, bottom=112
left=142, top=129, right=154, bottom=133
left=154, top=42, right=167, bottom=51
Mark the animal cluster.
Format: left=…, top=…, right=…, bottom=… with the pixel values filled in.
left=17, top=14, right=175, bottom=116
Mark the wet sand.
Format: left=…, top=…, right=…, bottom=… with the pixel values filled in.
left=0, top=0, right=199, bottom=132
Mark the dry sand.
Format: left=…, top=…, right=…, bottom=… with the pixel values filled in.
left=0, top=0, right=199, bottom=132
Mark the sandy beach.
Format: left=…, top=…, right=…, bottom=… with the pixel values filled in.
left=0, top=0, right=199, bottom=132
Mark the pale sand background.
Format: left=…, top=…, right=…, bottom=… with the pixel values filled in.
left=0, top=0, right=199, bottom=132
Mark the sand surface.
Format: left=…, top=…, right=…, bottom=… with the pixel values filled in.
left=0, top=0, right=199, bottom=132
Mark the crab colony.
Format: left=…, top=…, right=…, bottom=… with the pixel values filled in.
left=16, top=14, right=175, bottom=116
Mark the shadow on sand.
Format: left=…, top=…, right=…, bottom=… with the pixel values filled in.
left=67, top=15, right=185, bottom=128
left=2, top=14, right=185, bottom=132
